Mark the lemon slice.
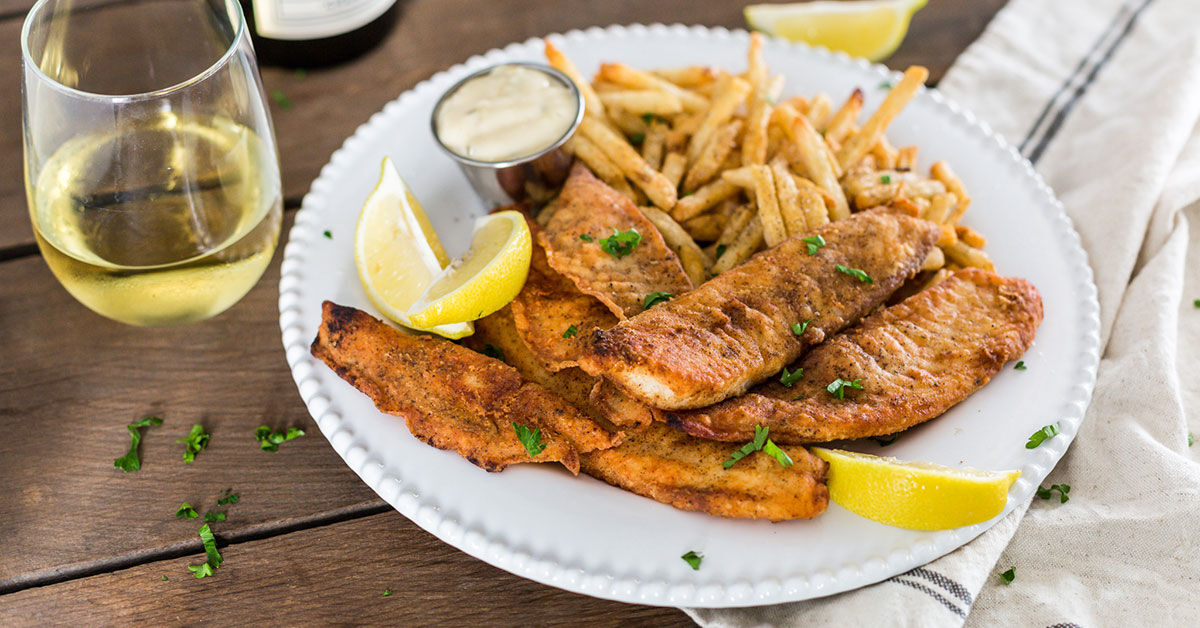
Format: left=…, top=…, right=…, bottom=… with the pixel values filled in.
left=745, top=0, right=928, bottom=61
left=812, top=448, right=1020, bottom=530
left=354, top=157, right=473, bottom=339
left=406, top=210, right=532, bottom=328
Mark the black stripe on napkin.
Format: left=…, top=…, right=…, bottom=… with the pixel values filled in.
left=1018, top=0, right=1155, bottom=165
left=907, top=567, right=974, bottom=606
left=1045, top=623, right=1083, bottom=628
left=889, top=577, right=968, bottom=618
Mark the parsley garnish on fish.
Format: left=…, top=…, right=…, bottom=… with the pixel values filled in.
left=762, top=440, right=794, bottom=467
left=1025, top=423, right=1060, bottom=449
left=579, top=233, right=594, bottom=242
left=562, top=325, right=579, bottom=339
left=642, top=291, right=673, bottom=309
left=801, top=235, right=825, bottom=255
left=114, top=416, right=163, bottom=472
left=881, top=174, right=892, bottom=184
left=722, top=425, right=770, bottom=469
left=835, top=264, right=873, bottom=283
left=826, top=378, right=864, bottom=399
left=681, top=551, right=703, bottom=570
left=512, top=423, right=546, bottom=457
left=791, top=320, right=810, bottom=336
left=254, top=426, right=305, bottom=452
left=599, top=228, right=642, bottom=258
left=1036, top=484, right=1070, bottom=503
left=178, top=424, right=210, bottom=463
left=779, top=366, right=804, bottom=387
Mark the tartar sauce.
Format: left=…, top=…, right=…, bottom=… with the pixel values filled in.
left=435, top=65, right=578, bottom=162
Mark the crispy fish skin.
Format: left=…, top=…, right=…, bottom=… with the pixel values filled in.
left=667, top=269, right=1043, bottom=443
left=310, top=302, right=619, bottom=474
left=580, top=422, right=828, bottom=521
left=580, top=210, right=941, bottom=410
left=539, top=163, right=692, bottom=319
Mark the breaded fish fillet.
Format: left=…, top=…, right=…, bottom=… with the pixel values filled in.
left=580, top=422, right=828, bottom=521
left=667, top=269, right=1043, bottom=443
left=311, top=302, right=620, bottom=474
left=539, top=164, right=693, bottom=319
left=579, top=209, right=941, bottom=410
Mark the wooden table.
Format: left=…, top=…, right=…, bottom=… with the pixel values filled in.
left=0, top=1, right=1003, bottom=624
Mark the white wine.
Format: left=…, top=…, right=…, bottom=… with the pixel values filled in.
left=28, top=112, right=282, bottom=326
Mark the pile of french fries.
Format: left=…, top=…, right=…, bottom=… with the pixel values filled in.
left=544, top=35, right=993, bottom=289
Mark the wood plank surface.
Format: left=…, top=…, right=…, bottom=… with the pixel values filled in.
left=0, top=510, right=693, bottom=627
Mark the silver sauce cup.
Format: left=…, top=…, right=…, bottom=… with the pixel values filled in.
left=430, top=62, right=584, bottom=207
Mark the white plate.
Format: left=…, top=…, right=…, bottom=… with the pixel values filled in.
left=279, top=24, right=1100, bottom=608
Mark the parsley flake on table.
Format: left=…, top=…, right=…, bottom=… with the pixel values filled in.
left=1014, top=360, right=1027, bottom=370
left=642, top=291, right=673, bottom=310
left=176, top=502, right=199, bottom=519
left=880, top=174, right=892, bottom=184
left=178, top=424, right=210, bottom=463
left=114, top=416, right=163, bottom=472
left=1036, top=484, right=1071, bottom=503
left=999, top=567, right=1015, bottom=584
left=161, top=576, right=169, bottom=581
left=681, top=551, right=703, bottom=570
left=792, top=320, right=810, bottom=336
left=1025, top=423, right=1060, bottom=449
left=270, top=88, right=293, bottom=109
left=1194, top=298, right=1199, bottom=308
left=512, top=422, right=546, bottom=457
left=382, top=589, right=393, bottom=597
left=188, top=523, right=223, bottom=579
left=323, top=230, right=332, bottom=239
left=481, top=344, right=506, bottom=363
left=217, top=489, right=239, bottom=506
left=762, top=440, right=793, bottom=467
left=204, top=511, right=227, bottom=523
left=599, top=228, right=642, bottom=258
left=779, top=366, right=804, bottom=387
left=722, top=425, right=770, bottom=469
left=578, top=233, right=594, bottom=242
left=801, top=234, right=825, bottom=255
left=254, top=426, right=305, bottom=452
left=562, top=324, right=579, bottom=339
left=835, top=264, right=873, bottom=283
left=826, top=378, right=864, bottom=399
left=1190, top=433, right=1195, bottom=447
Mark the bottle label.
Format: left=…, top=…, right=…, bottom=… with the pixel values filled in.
left=252, top=0, right=394, bottom=40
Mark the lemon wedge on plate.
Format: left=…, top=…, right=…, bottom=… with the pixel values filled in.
left=745, top=0, right=928, bottom=61
left=354, top=157, right=473, bottom=339
left=406, top=210, right=532, bottom=328
left=811, top=448, right=1021, bottom=531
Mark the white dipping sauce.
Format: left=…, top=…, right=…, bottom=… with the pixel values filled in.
left=436, top=65, right=577, bottom=162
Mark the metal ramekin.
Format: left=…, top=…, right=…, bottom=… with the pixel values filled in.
left=430, top=62, right=584, bottom=207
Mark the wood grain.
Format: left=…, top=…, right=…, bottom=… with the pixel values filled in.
left=0, top=510, right=693, bottom=627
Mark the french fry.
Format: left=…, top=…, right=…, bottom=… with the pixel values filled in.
left=920, top=246, right=946, bottom=271
left=640, top=205, right=711, bottom=284
left=598, top=90, right=683, bottom=116
left=956, top=224, right=987, bottom=249
left=721, top=165, right=757, bottom=189
left=930, top=160, right=971, bottom=223
left=535, top=198, right=560, bottom=226
left=652, top=65, right=716, bottom=87
left=903, top=179, right=948, bottom=199
left=836, top=66, right=928, bottom=170
left=640, top=121, right=668, bottom=170
left=766, top=74, right=786, bottom=104
left=741, top=34, right=772, bottom=167
left=714, top=202, right=756, bottom=248
left=687, top=73, right=751, bottom=164
left=793, top=176, right=829, bottom=228
left=579, top=116, right=677, bottom=210
left=672, top=111, right=705, bottom=135
left=661, top=151, right=687, bottom=190
left=805, top=93, right=833, bottom=131
left=765, top=123, right=786, bottom=160
left=597, top=63, right=710, bottom=112
left=896, top=145, right=918, bottom=170
left=824, top=88, right=863, bottom=144
left=673, top=179, right=741, bottom=220
left=888, top=197, right=923, bottom=217
left=942, top=239, right=994, bottom=271
left=684, top=120, right=742, bottom=193
left=770, top=161, right=805, bottom=236
left=751, top=166, right=787, bottom=247
left=545, top=41, right=607, bottom=121
left=683, top=213, right=725, bottom=242
left=871, top=135, right=899, bottom=170
left=922, top=267, right=954, bottom=290
left=853, top=182, right=903, bottom=209
left=664, top=128, right=690, bottom=154
left=566, top=135, right=626, bottom=190
left=712, top=215, right=764, bottom=274
left=936, top=223, right=957, bottom=247
left=606, top=108, right=649, bottom=137
left=777, top=104, right=850, bottom=220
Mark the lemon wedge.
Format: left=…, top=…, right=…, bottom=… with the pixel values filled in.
left=812, top=448, right=1021, bottom=531
left=405, top=210, right=532, bottom=328
left=745, top=0, right=928, bottom=61
left=354, top=157, right=473, bottom=339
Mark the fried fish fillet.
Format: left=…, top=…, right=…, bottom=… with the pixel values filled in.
left=667, top=269, right=1043, bottom=443
left=510, top=219, right=618, bottom=371
left=579, top=209, right=941, bottom=410
left=539, top=163, right=693, bottom=319
left=579, top=422, right=828, bottom=521
left=310, top=302, right=619, bottom=474
left=469, top=305, right=654, bottom=429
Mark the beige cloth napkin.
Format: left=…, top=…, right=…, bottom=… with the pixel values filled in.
left=684, top=0, right=1200, bottom=625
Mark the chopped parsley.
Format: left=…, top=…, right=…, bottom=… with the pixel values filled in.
left=1190, top=433, right=1195, bottom=447
left=512, top=423, right=546, bottom=457
left=204, top=511, right=227, bottom=523
left=482, top=344, right=506, bottom=363
left=792, top=320, right=810, bottom=336
left=323, top=230, right=332, bottom=239
left=579, top=233, right=594, bottom=242
left=835, top=264, right=873, bottom=283
left=642, top=291, right=673, bottom=309
left=1025, top=423, right=1060, bottom=449
left=870, top=434, right=899, bottom=447
left=826, top=378, right=864, bottom=399
left=779, top=366, right=804, bottom=387
left=999, top=567, right=1015, bottom=584
left=681, top=551, right=703, bottom=570
left=630, top=132, right=646, bottom=146
left=382, top=589, right=393, bottom=597
left=178, top=424, right=210, bottom=463
left=762, top=440, right=793, bottom=467
left=880, top=174, right=892, bottom=184
left=1014, top=361, right=1027, bottom=370
left=1194, top=298, right=1200, bottom=308
left=562, top=324, right=579, bottom=339
left=161, top=576, right=169, bottom=581
left=599, top=228, right=642, bottom=258
left=254, top=425, right=305, bottom=452
left=722, top=425, right=769, bottom=469
left=801, top=234, right=826, bottom=255
left=114, top=416, right=163, bottom=472
left=294, top=68, right=308, bottom=79
left=217, top=489, right=239, bottom=506
left=1036, top=484, right=1070, bottom=503
left=188, top=523, right=222, bottom=579
left=270, top=88, right=293, bottom=109
left=715, top=244, right=727, bottom=259
left=641, top=113, right=659, bottom=124
left=879, top=81, right=894, bottom=90
left=176, top=502, right=199, bottom=519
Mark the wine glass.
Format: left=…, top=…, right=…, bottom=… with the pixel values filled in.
left=21, top=0, right=282, bottom=326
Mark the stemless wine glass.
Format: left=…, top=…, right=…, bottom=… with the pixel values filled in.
left=21, top=0, right=282, bottom=326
